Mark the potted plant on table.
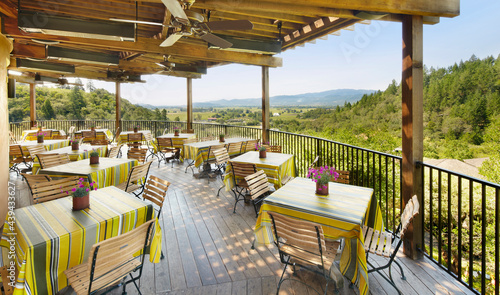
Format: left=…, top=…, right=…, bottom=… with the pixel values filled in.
left=36, top=131, right=46, bottom=143
left=307, top=165, right=339, bottom=196
left=173, top=127, right=180, bottom=136
left=70, top=139, right=79, bottom=151
left=134, top=125, right=140, bottom=133
left=64, top=178, right=97, bottom=211
left=90, top=125, right=96, bottom=131
left=219, top=134, right=225, bottom=142
left=89, top=149, right=100, bottom=164
left=256, top=142, right=267, bottom=158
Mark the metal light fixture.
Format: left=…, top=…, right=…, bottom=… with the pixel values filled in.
left=47, top=46, right=120, bottom=66
left=16, top=58, right=75, bottom=74
left=208, top=35, right=281, bottom=54
left=18, top=11, right=135, bottom=42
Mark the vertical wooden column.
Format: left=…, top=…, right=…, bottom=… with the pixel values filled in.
left=0, top=34, right=13, bottom=229
left=261, top=66, right=270, bottom=143
left=402, top=15, right=424, bottom=259
left=187, top=78, right=193, bottom=130
left=115, top=81, right=121, bottom=136
left=29, top=83, right=36, bottom=127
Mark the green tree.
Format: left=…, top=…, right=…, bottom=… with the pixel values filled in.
left=174, top=116, right=180, bottom=121
left=40, top=99, right=55, bottom=120
left=68, top=86, right=86, bottom=119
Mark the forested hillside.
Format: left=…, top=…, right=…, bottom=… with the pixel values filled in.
left=8, top=82, right=167, bottom=122
left=272, top=55, right=500, bottom=165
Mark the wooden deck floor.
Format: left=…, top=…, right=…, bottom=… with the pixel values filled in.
left=8, top=158, right=476, bottom=295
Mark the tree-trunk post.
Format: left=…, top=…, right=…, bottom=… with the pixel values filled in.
left=187, top=78, right=193, bottom=131
left=262, top=66, right=270, bottom=143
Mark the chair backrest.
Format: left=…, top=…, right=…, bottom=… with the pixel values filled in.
left=244, top=139, right=259, bottom=152
left=128, top=148, right=147, bottom=163
left=269, top=145, right=282, bottom=153
left=68, top=126, right=76, bottom=138
left=227, top=142, right=244, bottom=156
left=21, top=173, right=52, bottom=200
left=308, top=156, right=319, bottom=170
left=157, top=137, right=174, bottom=149
left=82, top=130, right=96, bottom=142
left=9, top=144, right=24, bottom=158
left=9, top=131, right=17, bottom=144
left=126, top=161, right=153, bottom=186
left=332, top=170, right=350, bottom=184
left=86, top=219, right=154, bottom=293
left=213, top=148, right=230, bottom=166
left=111, top=126, right=120, bottom=143
left=27, top=145, right=47, bottom=159
left=37, top=153, right=70, bottom=169
left=44, top=130, right=53, bottom=139
left=143, top=175, right=171, bottom=217
left=206, top=144, right=225, bottom=162
left=230, top=162, right=257, bottom=182
left=51, top=135, right=67, bottom=140
left=128, top=132, right=143, bottom=142
left=183, top=138, right=198, bottom=145
left=107, top=145, right=121, bottom=158
left=91, top=139, right=109, bottom=146
left=244, top=170, right=270, bottom=201
left=31, top=176, right=79, bottom=204
left=400, top=195, right=420, bottom=237
left=199, top=136, right=215, bottom=142
left=144, top=132, right=154, bottom=142
left=181, top=129, right=195, bottom=133
left=268, top=212, right=327, bottom=265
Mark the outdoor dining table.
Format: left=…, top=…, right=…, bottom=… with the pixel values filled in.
left=155, top=133, right=197, bottom=159
left=223, top=151, right=295, bottom=190
left=184, top=137, right=251, bottom=168
left=253, top=177, right=383, bottom=295
left=38, top=158, right=138, bottom=189
left=73, top=128, right=113, bottom=141
left=0, top=186, right=159, bottom=295
left=31, top=144, right=108, bottom=174
left=19, top=139, right=70, bottom=154
left=21, top=129, right=64, bottom=141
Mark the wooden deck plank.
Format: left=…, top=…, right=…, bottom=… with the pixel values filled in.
left=231, top=280, right=247, bottom=295
left=247, top=277, right=263, bottom=295
left=215, top=281, right=232, bottom=295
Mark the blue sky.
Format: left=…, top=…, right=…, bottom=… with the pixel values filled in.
left=92, top=0, right=500, bottom=106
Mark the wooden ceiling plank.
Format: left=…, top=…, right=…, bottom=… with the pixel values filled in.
left=0, top=0, right=17, bottom=18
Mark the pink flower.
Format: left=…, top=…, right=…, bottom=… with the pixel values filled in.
left=71, top=188, right=76, bottom=192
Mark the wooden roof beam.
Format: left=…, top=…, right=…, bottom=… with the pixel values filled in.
left=0, top=0, right=17, bottom=18
left=3, top=18, right=282, bottom=67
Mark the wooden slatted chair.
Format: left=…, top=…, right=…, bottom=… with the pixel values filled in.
left=181, top=129, right=194, bottom=133
left=127, top=132, right=143, bottom=149
left=37, top=153, right=70, bottom=169
left=229, top=161, right=256, bottom=214
left=269, top=212, right=343, bottom=294
left=116, top=161, right=153, bottom=197
left=243, top=139, right=259, bottom=152
left=332, top=170, right=350, bottom=184
left=107, top=145, right=121, bottom=158
left=127, top=148, right=147, bottom=164
left=20, top=173, right=51, bottom=202
left=156, top=138, right=180, bottom=168
left=362, top=195, right=420, bottom=295
left=9, top=131, right=17, bottom=144
left=244, top=170, right=272, bottom=217
left=111, top=126, right=120, bottom=144
left=9, top=145, right=31, bottom=175
left=67, top=126, right=76, bottom=139
left=213, top=148, right=230, bottom=197
left=226, top=142, right=244, bottom=159
left=269, top=145, right=282, bottom=153
left=51, top=134, right=68, bottom=140
left=26, top=145, right=47, bottom=162
left=81, top=130, right=96, bottom=143
left=200, top=144, right=225, bottom=180
left=43, top=130, right=53, bottom=139
left=64, top=219, right=155, bottom=295
left=30, top=176, right=79, bottom=204
left=0, top=265, right=14, bottom=295
left=90, top=139, right=109, bottom=146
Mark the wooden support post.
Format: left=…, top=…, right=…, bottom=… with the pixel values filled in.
left=401, top=15, right=423, bottom=259
left=187, top=78, right=193, bottom=130
left=0, top=34, right=13, bottom=231
left=115, top=81, right=121, bottom=136
left=262, top=66, right=270, bottom=143
left=30, top=83, right=36, bottom=127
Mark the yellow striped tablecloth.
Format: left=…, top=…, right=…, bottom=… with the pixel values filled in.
left=223, top=151, right=295, bottom=190
left=0, top=186, right=158, bottom=295
left=19, top=140, right=70, bottom=155
left=31, top=145, right=108, bottom=174
left=254, top=177, right=383, bottom=295
left=184, top=137, right=251, bottom=168
left=38, top=158, right=138, bottom=189
left=73, top=129, right=113, bottom=141
left=154, top=133, right=197, bottom=159
left=21, top=129, right=63, bottom=141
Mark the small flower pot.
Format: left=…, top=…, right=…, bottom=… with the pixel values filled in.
left=71, top=143, right=79, bottom=151
left=37, top=137, right=44, bottom=143
left=90, top=155, right=99, bottom=164
left=174, top=130, right=179, bottom=136
left=219, top=136, right=225, bottom=143
left=316, top=182, right=329, bottom=196
left=91, top=127, right=95, bottom=131
left=73, top=194, right=90, bottom=211
left=134, top=127, right=139, bottom=133
left=259, top=150, right=267, bottom=158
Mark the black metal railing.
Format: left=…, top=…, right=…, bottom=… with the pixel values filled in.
left=9, top=119, right=496, bottom=294
left=420, top=162, right=499, bottom=295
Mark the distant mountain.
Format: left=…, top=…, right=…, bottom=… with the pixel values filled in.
left=138, top=89, right=376, bottom=109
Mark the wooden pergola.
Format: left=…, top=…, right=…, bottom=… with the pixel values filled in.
left=0, top=0, right=460, bottom=260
